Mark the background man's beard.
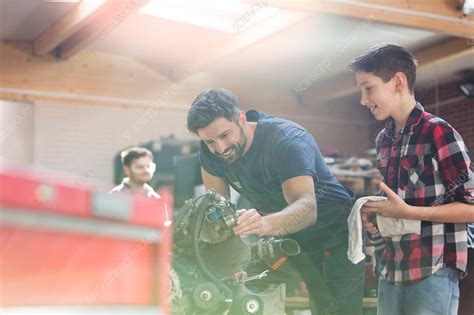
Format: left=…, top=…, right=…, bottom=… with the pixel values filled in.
left=130, top=174, right=151, bottom=185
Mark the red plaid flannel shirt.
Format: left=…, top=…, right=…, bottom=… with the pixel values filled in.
left=370, top=102, right=474, bottom=285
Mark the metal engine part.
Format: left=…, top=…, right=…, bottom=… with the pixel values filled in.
left=169, top=267, right=182, bottom=301
left=171, top=191, right=301, bottom=314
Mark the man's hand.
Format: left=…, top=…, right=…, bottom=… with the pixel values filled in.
left=363, top=182, right=414, bottom=219
left=233, top=209, right=269, bottom=236
left=233, top=270, right=248, bottom=282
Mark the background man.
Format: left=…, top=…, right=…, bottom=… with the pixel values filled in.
left=110, top=146, right=160, bottom=199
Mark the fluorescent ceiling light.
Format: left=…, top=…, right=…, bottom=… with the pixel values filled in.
left=459, top=82, right=474, bottom=97
left=139, top=0, right=279, bottom=33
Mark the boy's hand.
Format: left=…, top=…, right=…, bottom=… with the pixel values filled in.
left=363, top=183, right=414, bottom=219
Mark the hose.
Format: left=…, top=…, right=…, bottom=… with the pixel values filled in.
left=190, top=192, right=233, bottom=304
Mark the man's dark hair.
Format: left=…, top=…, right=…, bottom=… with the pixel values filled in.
left=187, top=88, right=240, bottom=134
left=348, top=43, right=418, bottom=93
left=121, top=147, right=153, bottom=167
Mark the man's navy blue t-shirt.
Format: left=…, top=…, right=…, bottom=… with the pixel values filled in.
left=200, top=110, right=354, bottom=251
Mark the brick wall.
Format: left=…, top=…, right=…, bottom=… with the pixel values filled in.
left=0, top=100, right=34, bottom=165
left=420, top=78, right=474, bottom=150
left=34, top=101, right=193, bottom=185
left=437, top=99, right=474, bottom=150
left=3, top=97, right=370, bottom=186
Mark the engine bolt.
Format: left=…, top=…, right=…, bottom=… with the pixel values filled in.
left=200, top=290, right=212, bottom=302
left=245, top=299, right=260, bottom=313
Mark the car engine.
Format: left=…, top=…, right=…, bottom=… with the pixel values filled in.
left=171, top=190, right=301, bottom=314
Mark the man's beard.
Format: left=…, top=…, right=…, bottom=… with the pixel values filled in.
left=216, top=126, right=247, bottom=164
left=129, top=172, right=152, bottom=185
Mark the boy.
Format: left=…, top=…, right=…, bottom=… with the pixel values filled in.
left=349, top=43, right=474, bottom=315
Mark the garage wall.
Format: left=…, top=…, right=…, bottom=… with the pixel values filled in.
left=1, top=41, right=374, bottom=167
left=34, top=101, right=192, bottom=184
left=423, top=80, right=474, bottom=150
left=290, top=113, right=370, bottom=157
left=0, top=42, right=203, bottom=185
left=0, top=100, right=34, bottom=165
left=31, top=99, right=370, bottom=188
left=437, top=99, right=474, bottom=150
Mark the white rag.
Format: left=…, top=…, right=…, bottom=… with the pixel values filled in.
left=347, top=196, right=421, bottom=264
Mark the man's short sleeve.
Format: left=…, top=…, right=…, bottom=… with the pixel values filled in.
left=199, top=142, right=224, bottom=178
left=271, top=133, right=318, bottom=185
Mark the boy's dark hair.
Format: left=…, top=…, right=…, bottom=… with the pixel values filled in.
left=121, top=147, right=153, bottom=167
left=187, top=88, right=240, bottom=134
left=348, top=43, right=418, bottom=93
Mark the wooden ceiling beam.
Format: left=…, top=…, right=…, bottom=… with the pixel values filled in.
left=58, top=0, right=150, bottom=59
left=253, top=0, right=474, bottom=38
left=33, top=0, right=107, bottom=56
left=298, top=37, right=472, bottom=105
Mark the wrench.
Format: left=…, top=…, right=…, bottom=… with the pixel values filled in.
left=237, top=269, right=269, bottom=283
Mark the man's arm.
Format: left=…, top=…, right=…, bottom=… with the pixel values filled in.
left=233, top=175, right=317, bottom=236
left=201, top=167, right=230, bottom=198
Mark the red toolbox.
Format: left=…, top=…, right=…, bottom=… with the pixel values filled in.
left=0, top=165, right=171, bottom=314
